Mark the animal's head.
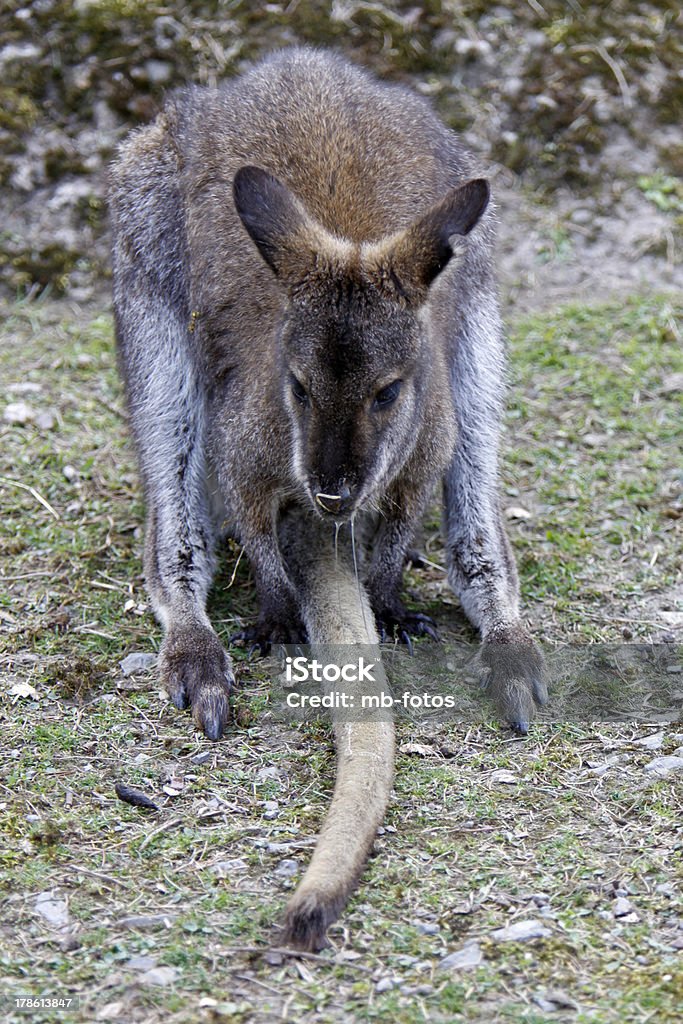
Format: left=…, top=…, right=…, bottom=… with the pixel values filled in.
left=233, top=165, right=489, bottom=520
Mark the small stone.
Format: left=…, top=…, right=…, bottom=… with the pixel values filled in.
left=643, top=756, right=683, bottom=776
left=138, top=966, right=178, bottom=987
left=375, top=977, right=397, bottom=993
left=144, top=59, right=172, bottom=84
left=415, top=921, right=440, bottom=935
left=263, top=800, right=279, bottom=819
left=491, top=919, right=551, bottom=943
left=660, top=372, right=683, bottom=394
left=533, top=989, right=579, bottom=1013
left=211, top=858, right=248, bottom=877
left=275, top=858, right=300, bottom=878
left=117, top=914, right=175, bottom=930
left=119, top=652, right=157, bottom=676
left=490, top=769, right=518, bottom=785
left=63, top=465, right=78, bottom=481
left=439, top=941, right=483, bottom=969
left=34, top=410, right=56, bottom=430
left=635, top=731, right=664, bottom=750
left=4, top=401, right=34, bottom=424
left=192, top=751, right=212, bottom=765
left=613, top=897, right=635, bottom=918
left=35, top=891, right=69, bottom=928
left=504, top=506, right=531, bottom=520
left=96, top=1003, right=124, bottom=1021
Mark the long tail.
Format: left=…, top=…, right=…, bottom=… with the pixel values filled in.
left=279, top=522, right=395, bottom=952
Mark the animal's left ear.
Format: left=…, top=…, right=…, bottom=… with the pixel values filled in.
left=368, top=178, right=490, bottom=303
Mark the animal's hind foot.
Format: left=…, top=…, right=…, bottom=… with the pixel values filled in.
left=160, top=624, right=233, bottom=740
left=375, top=605, right=440, bottom=654
left=478, top=627, right=548, bottom=735
left=230, top=616, right=308, bottom=657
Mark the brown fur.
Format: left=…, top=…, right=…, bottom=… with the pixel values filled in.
left=109, top=46, right=546, bottom=951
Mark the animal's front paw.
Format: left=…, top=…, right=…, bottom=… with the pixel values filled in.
left=160, top=624, right=234, bottom=741
left=230, top=612, right=308, bottom=656
left=478, top=629, right=548, bottom=735
left=375, top=605, right=440, bottom=654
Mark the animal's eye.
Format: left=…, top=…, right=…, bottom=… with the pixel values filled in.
left=291, top=376, right=309, bottom=406
left=373, top=380, right=402, bottom=410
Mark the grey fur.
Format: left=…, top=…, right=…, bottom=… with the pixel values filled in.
left=109, top=46, right=545, bottom=736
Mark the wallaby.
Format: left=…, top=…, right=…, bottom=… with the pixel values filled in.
left=109, top=47, right=547, bottom=950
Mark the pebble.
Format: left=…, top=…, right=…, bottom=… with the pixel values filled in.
left=643, top=756, right=683, bottom=776
left=211, top=858, right=248, bottom=876
left=635, top=731, right=664, bottom=749
left=415, top=921, right=440, bottom=935
left=439, top=941, right=483, bottom=969
left=275, top=858, right=300, bottom=878
left=35, top=891, right=69, bottom=928
left=117, top=914, right=175, bottom=929
left=138, top=966, right=178, bottom=987
left=263, top=800, right=279, bottom=819
left=613, top=897, right=635, bottom=918
left=4, top=401, right=34, bottom=424
left=490, top=919, right=551, bottom=942
left=119, top=652, right=157, bottom=676
left=34, top=410, right=56, bottom=430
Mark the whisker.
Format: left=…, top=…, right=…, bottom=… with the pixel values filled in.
left=334, top=520, right=343, bottom=625
left=350, top=513, right=370, bottom=642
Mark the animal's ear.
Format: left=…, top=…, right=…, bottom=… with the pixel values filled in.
left=233, top=165, right=322, bottom=283
left=369, top=178, right=490, bottom=304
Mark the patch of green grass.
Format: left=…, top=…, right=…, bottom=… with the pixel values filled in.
left=1, top=293, right=681, bottom=1023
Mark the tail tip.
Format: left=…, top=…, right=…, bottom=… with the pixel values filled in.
left=280, top=890, right=344, bottom=953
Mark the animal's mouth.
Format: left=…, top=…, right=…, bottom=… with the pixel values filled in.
left=307, top=485, right=359, bottom=523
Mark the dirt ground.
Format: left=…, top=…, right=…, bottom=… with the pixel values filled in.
left=1, top=3, right=682, bottom=1022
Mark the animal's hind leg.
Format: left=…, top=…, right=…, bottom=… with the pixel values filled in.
left=443, top=293, right=547, bottom=733
left=110, top=116, right=233, bottom=739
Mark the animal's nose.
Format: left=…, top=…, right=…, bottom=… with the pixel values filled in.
left=315, top=484, right=352, bottom=515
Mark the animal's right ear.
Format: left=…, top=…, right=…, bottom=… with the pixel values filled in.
left=233, top=166, right=317, bottom=283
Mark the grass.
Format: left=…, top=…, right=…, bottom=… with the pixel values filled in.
left=0, top=293, right=681, bottom=1023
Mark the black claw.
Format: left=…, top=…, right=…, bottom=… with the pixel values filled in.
left=202, top=718, right=224, bottom=742
left=400, top=630, right=414, bottom=656
left=509, top=719, right=529, bottom=736
left=170, top=688, right=189, bottom=711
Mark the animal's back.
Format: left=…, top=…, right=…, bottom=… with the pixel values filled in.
left=173, top=48, right=473, bottom=242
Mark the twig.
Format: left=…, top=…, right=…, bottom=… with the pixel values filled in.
left=595, top=45, right=633, bottom=109
left=71, top=865, right=133, bottom=889
left=138, top=816, right=184, bottom=851
left=0, top=475, right=59, bottom=520
left=227, top=546, right=245, bottom=589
